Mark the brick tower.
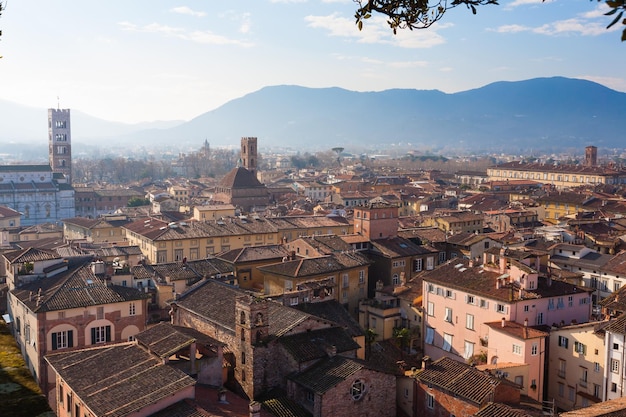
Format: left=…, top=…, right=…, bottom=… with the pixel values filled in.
left=240, top=137, right=257, bottom=176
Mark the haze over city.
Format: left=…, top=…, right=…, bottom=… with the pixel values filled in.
left=2, top=0, right=626, bottom=124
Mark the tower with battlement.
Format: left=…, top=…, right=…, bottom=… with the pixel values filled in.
left=240, top=137, right=257, bottom=176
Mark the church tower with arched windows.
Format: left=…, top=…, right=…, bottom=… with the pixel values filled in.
left=48, top=108, right=72, bottom=183
left=240, top=137, right=257, bottom=176
left=234, top=294, right=269, bottom=399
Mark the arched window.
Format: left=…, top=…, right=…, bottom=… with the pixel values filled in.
left=255, top=312, right=264, bottom=326
left=351, top=380, right=366, bottom=401
left=240, top=311, right=246, bottom=325
left=240, top=328, right=245, bottom=341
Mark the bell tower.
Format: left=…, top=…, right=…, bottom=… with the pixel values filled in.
left=235, top=294, right=269, bottom=399
left=240, top=137, right=257, bottom=176
left=48, top=107, right=72, bottom=183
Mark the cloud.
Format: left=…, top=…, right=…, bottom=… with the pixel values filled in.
left=269, top=0, right=308, bottom=3
left=305, top=13, right=446, bottom=48
left=491, top=3, right=618, bottom=37
left=170, top=6, right=207, bottom=17
left=505, top=0, right=547, bottom=9
left=388, top=60, right=429, bottom=69
left=118, top=22, right=254, bottom=47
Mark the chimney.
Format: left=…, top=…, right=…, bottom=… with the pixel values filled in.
left=326, top=345, right=337, bottom=358
left=249, top=401, right=261, bottom=417
left=524, top=318, right=528, bottom=327
left=499, top=247, right=506, bottom=274
left=469, top=258, right=474, bottom=268
left=501, top=317, right=505, bottom=328
left=422, top=356, right=432, bottom=370
left=218, top=388, right=228, bottom=404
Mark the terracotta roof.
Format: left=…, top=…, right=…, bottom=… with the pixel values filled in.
left=258, top=254, right=368, bottom=279
left=174, top=280, right=312, bottom=338
left=3, top=247, right=61, bottom=263
left=217, top=245, right=289, bottom=263
left=473, top=402, right=539, bottom=417
left=415, top=356, right=511, bottom=406
left=0, top=205, right=20, bottom=218
left=293, top=300, right=364, bottom=337
left=370, top=237, right=431, bottom=258
left=259, top=389, right=312, bottom=417
left=422, top=258, right=589, bottom=303
left=135, top=322, right=223, bottom=359
left=485, top=320, right=549, bottom=340
left=11, top=264, right=146, bottom=313
left=292, top=235, right=353, bottom=254
left=219, top=167, right=265, bottom=189
left=45, top=343, right=195, bottom=417
left=288, top=356, right=366, bottom=394
left=278, top=327, right=360, bottom=363
left=558, top=395, right=626, bottom=416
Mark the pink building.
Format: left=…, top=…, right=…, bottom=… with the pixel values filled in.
left=422, top=247, right=592, bottom=401
left=483, top=319, right=548, bottom=402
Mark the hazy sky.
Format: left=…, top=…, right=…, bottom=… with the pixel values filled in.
left=1, top=0, right=625, bottom=124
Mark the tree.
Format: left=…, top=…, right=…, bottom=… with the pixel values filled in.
left=355, top=0, right=626, bottom=41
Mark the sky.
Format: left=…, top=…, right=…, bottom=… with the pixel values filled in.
left=1, top=0, right=625, bottom=124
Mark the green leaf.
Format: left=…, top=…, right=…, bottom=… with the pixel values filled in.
left=607, top=10, right=623, bottom=29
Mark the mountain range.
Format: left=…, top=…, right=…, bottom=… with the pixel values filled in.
left=2, top=76, right=625, bottom=155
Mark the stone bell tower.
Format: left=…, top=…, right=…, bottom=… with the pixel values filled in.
left=235, top=295, right=269, bottom=399
left=48, top=107, right=72, bottom=182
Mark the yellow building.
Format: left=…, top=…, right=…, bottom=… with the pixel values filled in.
left=258, top=252, right=369, bottom=316
left=62, top=214, right=131, bottom=244
left=193, top=204, right=236, bottom=221
left=123, top=216, right=352, bottom=265
left=422, top=211, right=484, bottom=234
left=217, top=245, right=291, bottom=291
left=547, top=322, right=606, bottom=410
left=487, top=156, right=626, bottom=190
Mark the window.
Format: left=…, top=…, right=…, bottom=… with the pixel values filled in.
left=129, top=303, right=136, bottom=316
left=558, top=382, right=564, bottom=397
left=426, top=257, right=434, bottom=270
left=52, top=330, right=73, bottom=350
left=558, top=360, right=566, bottom=378
left=568, top=386, right=575, bottom=401
left=466, top=314, right=474, bottom=330
left=443, top=333, right=453, bottom=352
left=612, top=382, right=618, bottom=392
left=445, top=289, right=454, bottom=299
left=568, top=295, right=574, bottom=307
left=580, top=367, right=588, bottom=386
left=464, top=341, right=474, bottom=360
left=359, top=270, right=365, bottom=284
left=536, top=312, right=544, bottom=325
left=342, top=274, right=349, bottom=288
left=444, top=307, right=453, bottom=322
left=425, top=327, right=434, bottom=344
left=466, top=295, right=475, bottom=305
left=306, top=390, right=315, bottom=403
left=613, top=343, right=619, bottom=350
left=615, top=281, right=622, bottom=292
left=427, top=393, right=435, bottom=409
left=91, top=325, right=111, bottom=344
left=414, top=259, right=423, bottom=272
left=575, top=341, right=587, bottom=355
left=558, top=336, right=569, bottom=348
left=595, top=362, right=600, bottom=372
left=427, top=302, right=434, bottom=317
left=391, top=273, right=400, bottom=285
left=480, top=299, right=489, bottom=309
left=496, top=303, right=507, bottom=313
left=523, top=305, right=529, bottom=312
left=515, top=375, right=524, bottom=387
left=512, top=344, right=522, bottom=355
left=611, top=359, right=620, bottom=373
left=531, top=343, right=538, bottom=356
left=351, top=380, right=366, bottom=401
left=594, top=384, right=601, bottom=398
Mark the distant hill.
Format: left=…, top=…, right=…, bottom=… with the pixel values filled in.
left=2, top=77, right=625, bottom=154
